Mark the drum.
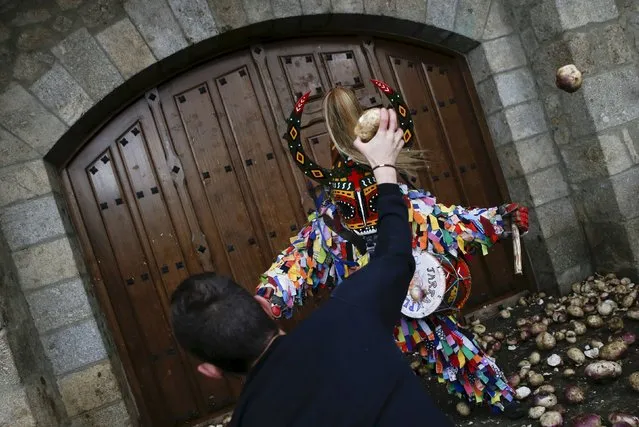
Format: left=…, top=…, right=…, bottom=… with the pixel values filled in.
left=401, top=250, right=472, bottom=318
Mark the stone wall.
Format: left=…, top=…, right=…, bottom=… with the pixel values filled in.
left=0, top=0, right=637, bottom=425
left=502, top=0, right=639, bottom=282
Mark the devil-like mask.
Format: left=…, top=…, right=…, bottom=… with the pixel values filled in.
left=285, top=80, right=414, bottom=236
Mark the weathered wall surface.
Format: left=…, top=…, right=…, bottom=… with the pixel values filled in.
left=500, top=0, right=639, bottom=283
left=0, top=0, right=636, bottom=425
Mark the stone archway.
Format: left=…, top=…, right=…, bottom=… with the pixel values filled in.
left=4, top=0, right=638, bottom=425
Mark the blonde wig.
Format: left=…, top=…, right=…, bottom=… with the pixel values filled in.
left=322, top=86, right=427, bottom=173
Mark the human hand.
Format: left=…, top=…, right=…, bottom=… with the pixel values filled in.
left=353, top=108, right=405, bottom=168
left=500, top=203, right=529, bottom=234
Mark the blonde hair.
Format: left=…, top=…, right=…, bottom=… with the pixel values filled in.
left=322, top=86, right=427, bottom=172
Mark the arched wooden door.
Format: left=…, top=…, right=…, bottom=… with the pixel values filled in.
left=62, top=37, right=531, bottom=427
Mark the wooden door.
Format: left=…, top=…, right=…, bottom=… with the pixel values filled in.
left=62, top=36, right=531, bottom=427
left=372, top=40, right=529, bottom=307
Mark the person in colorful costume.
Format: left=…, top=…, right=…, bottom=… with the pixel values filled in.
left=256, top=80, right=529, bottom=417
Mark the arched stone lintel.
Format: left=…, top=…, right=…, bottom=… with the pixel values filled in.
left=45, top=12, right=482, bottom=166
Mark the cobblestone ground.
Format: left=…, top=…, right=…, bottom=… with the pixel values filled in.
left=420, top=277, right=639, bottom=426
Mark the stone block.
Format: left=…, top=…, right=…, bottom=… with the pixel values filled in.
left=556, top=0, right=619, bottom=30
left=0, top=194, right=69, bottom=251
left=0, top=388, right=36, bottom=427
left=476, top=76, right=500, bottom=115
left=0, top=23, right=9, bottom=43
left=534, top=196, right=577, bottom=239
left=482, top=34, right=527, bottom=74
left=545, top=227, right=590, bottom=273
left=482, top=0, right=513, bottom=40
left=530, top=0, right=562, bottom=43
left=12, top=51, right=55, bottom=84
left=168, top=0, right=218, bottom=43
left=571, top=177, right=619, bottom=222
left=11, top=9, right=51, bottom=26
left=583, top=221, right=635, bottom=274
left=624, top=215, right=639, bottom=270
left=41, top=319, right=108, bottom=375
left=205, top=0, right=248, bottom=30
left=466, top=45, right=490, bottom=83
left=58, top=360, right=122, bottom=416
left=526, top=165, right=569, bottom=206
left=70, top=400, right=132, bottom=427
left=519, top=27, right=538, bottom=57
left=300, top=0, right=332, bottom=14
left=556, top=262, right=592, bottom=294
left=487, top=101, right=547, bottom=146
left=522, top=232, right=557, bottom=291
left=52, top=15, right=74, bottom=33
left=581, top=67, right=639, bottom=135
left=13, top=236, right=81, bottom=291
left=25, top=277, right=92, bottom=334
left=530, top=38, right=572, bottom=92
left=560, top=136, right=610, bottom=183
left=495, top=142, right=522, bottom=178
left=515, top=133, right=559, bottom=175
left=16, top=26, right=56, bottom=52
left=601, top=130, right=635, bottom=176
left=272, top=0, right=303, bottom=18
left=242, top=0, right=274, bottom=22
left=364, top=0, right=396, bottom=16
left=0, top=84, right=67, bottom=154
left=0, top=160, right=54, bottom=207
left=51, top=28, right=123, bottom=101
left=96, top=18, right=156, bottom=80
left=504, top=175, right=533, bottom=206
left=566, top=24, right=634, bottom=76
left=611, top=165, right=639, bottom=219
left=621, top=126, right=639, bottom=165
left=0, top=330, right=21, bottom=389
left=454, top=0, right=491, bottom=40
left=56, top=0, right=83, bottom=10
left=493, top=67, right=537, bottom=108
left=124, top=0, right=188, bottom=59
left=394, top=0, right=426, bottom=22
left=331, top=0, right=363, bottom=13
left=77, top=0, right=124, bottom=29
left=30, top=63, right=93, bottom=126
left=0, top=128, right=39, bottom=168
left=426, top=0, right=457, bottom=30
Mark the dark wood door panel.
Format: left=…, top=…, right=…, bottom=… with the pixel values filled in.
left=114, top=110, right=235, bottom=415
left=165, top=82, right=268, bottom=289
left=68, top=116, right=206, bottom=425
left=214, top=65, right=302, bottom=258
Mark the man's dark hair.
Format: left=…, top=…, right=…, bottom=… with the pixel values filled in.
left=170, top=272, right=278, bottom=374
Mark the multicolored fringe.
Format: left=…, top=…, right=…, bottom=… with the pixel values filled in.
left=406, top=189, right=506, bottom=258
left=256, top=185, right=513, bottom=409
left=256, top=198, right=368, bottom=319
left=397, top=315, right=514, bottom=408
left=258, top=186, right=507, bottom=317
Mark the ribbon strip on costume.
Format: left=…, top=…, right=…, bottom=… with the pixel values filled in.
left=257, top=80, right=516, bottom=411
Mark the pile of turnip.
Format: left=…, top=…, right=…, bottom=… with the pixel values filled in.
left=465, top=273, right=639, bottom=426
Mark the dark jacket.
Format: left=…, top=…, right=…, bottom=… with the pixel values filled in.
left=230, top=183, right=454, bottom=427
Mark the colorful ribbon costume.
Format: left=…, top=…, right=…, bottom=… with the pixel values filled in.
left=256, top=80, right=525, bottom=411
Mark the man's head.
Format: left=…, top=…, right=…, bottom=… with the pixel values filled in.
left=170, top=272, right=279, bottom=379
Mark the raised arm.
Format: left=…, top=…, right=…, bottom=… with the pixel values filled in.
left=331, top=109, right=416, bottom=329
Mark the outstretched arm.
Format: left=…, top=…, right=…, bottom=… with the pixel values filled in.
left=412, top=197, right=528, bottom=257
